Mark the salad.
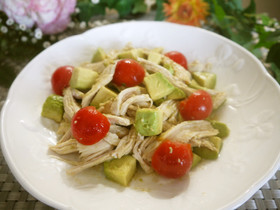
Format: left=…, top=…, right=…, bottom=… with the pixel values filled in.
left=41, top=43, right=229, bottom=186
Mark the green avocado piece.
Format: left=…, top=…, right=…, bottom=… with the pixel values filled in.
left=163, top=63, right=174, bottom=75
left=91, top=47, right=106, bottom=63
left=191, top=153, right=202, bottom=169
left=192, top=72, right=216, bottom=89
left=153, top=97, right=166, bottom=106
left=118, top=49, right=145, bottom=60
left=135, top=108, right=163, bottom=136
left=90, top=86, right=117, bottom=108
left=151, top=47, right=164, bottom=53
left=147, top=51, right=162, bottom=65
left=41, top=94, right=64, bottom=123
left=144, top=72, right=175, bottom=101
left=193, top=136, right=223, bottom=160
left=70, top=67, right=99, bottom=91
left=167, top=87, right=186, bottom=100
left=189, top=79, right=205, bottom=90
left=104, top=155, right=137, bottom=186
left=209, top=120, right=230, bottom=138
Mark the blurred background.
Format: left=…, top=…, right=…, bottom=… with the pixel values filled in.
left=243, top=0, right=280, bottom=19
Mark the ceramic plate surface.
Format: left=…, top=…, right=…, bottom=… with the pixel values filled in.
left=1, top=21, right=280, bottom=210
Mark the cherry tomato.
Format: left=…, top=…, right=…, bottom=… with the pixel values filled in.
left=113, top=59, right=145, bottom=87
left=151, top=140, right=193, bottom=178
left=164, top=51, right=188, bottom=69
left=51, top=66, right=73, bottom=96
left=71, top=106, right=110, bottom=145
left=179, top=90, right=213, bottom=121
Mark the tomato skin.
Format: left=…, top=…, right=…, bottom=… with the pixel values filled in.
left=51, top=66, right=74, bottom=95
left=113, top=59, right=145, bottom=87
left=164, top=51, right=188, bottom=69
left=179, top=90, right=213, bottom=121
left=71, top=106, right=110, bottom=145
left=151, top=140, right=193, bottom=178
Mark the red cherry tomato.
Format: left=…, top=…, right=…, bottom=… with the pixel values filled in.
left=151, top=140, right=193, bottom=178
left=113, top=59, right=145, bottom=87
left=179, top=90, right=213, bottom=121
left=71, top=106, right=110, bottom=145
left=164, top=51, right=188, bottom=69
left=51, top=66, right=73, bottom=95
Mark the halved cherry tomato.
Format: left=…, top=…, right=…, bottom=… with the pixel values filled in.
left=164, top=51, right=188, bottom=69
left=71, top=106, right=110, bottom=145
left=113, top=59, right=145, bottom=87
left=179, top=90, right=213, bottom=121
left=151, top=140, right=193, bottom=178
left=51, top=65, right=73, bottom=95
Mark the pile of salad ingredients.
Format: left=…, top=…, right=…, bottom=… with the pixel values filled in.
left=41, top=44, right=230, bottom=186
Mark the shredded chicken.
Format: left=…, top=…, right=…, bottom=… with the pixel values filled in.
left=212, top=91, right=227, bottom=110
left=71, top=89, right=84, bottom=100
left=67, top=152, right=113, bottom=175
left=63, top=87, right=80, bottom=121
left=50, top=139, right=78, bottom=155
left=112, top=128, right=142, bottom=159
left=82, top=63, right=116, bottom=107
left=156, top=99, right=177, bottom=121
left=110, top=86, right=146, bottom=115
left=160, top=120, right=219, bottom=150
left=78, top=133, right=119, bottom=160
left=109, top=125, right=129, bottom=139
left=56, top=121, right=71, bottom=136
left=80, top=61, right=107, bottom=74
left=133, top=136, right=160, bottom=173
left=104, top=114, right=133, bottom=126
left=57, top=128, right=72, bottom=143
left=119, top=94, right=153, bottom=116
left=161, top=55, right=192, bottom=84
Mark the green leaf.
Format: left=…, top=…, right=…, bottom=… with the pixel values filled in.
left=269, top=63, right=280, bottom=84
left=114, top=0, right=134, bottom=18
left=132, top=0, right=147, bottom=14
left=77, top=2, right=95, bottom=22
left=0, top=65, right=17, bottom=88
left=260, top=14, right=270, bottom=25
left=243, top=0, right=256, bottom=14
left=213, top=0, right=226, bottom=21
left=155, top=0, right=166, bottom=21
left=266, top=43, right=280, bottom=69
left=101, top=0, right=116, bottom=8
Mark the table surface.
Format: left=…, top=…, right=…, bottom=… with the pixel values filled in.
left=1, top=19, right=280, bottom=210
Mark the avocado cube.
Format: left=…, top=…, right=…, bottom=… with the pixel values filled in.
left=189, top=79, right=204, bottom=90
left=151, top=47, right=164, bottom=53
left=153, top=98, right=166, bottom=106
left=144, top=72, right=175, bottom=101
left=118, top=49, right=145, bottom=60
left=193, top=136, right=223, bottom=160
left=191, top=153, right=202, bottom=169
left=148, top=51, right=162, bottom=65
left=41, top=94, right=64, bottom=123
left=92, top=47, right=106, bottom=63
left=209, top=120, right=230, bottom=138
left=90, top=86, right=117, bottom=108
left=135, top=108, right=163, bottom=136
left=167, top=87, right=186, bottom=100
left=192, top=72, right=216, bottom=89
left=70, top=67, right=99, bottom=91
left=163, top=63, right=174, bottom=75
left=104, top=155, right=137, bottom=186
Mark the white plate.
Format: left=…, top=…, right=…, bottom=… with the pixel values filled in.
left=1, top=21, right=280, bottom=210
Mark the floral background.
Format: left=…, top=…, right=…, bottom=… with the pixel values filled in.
left=0, top=0, right=279, bottom=88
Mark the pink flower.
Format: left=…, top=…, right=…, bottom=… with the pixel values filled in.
left=0, top=0, right=76, bottom=34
